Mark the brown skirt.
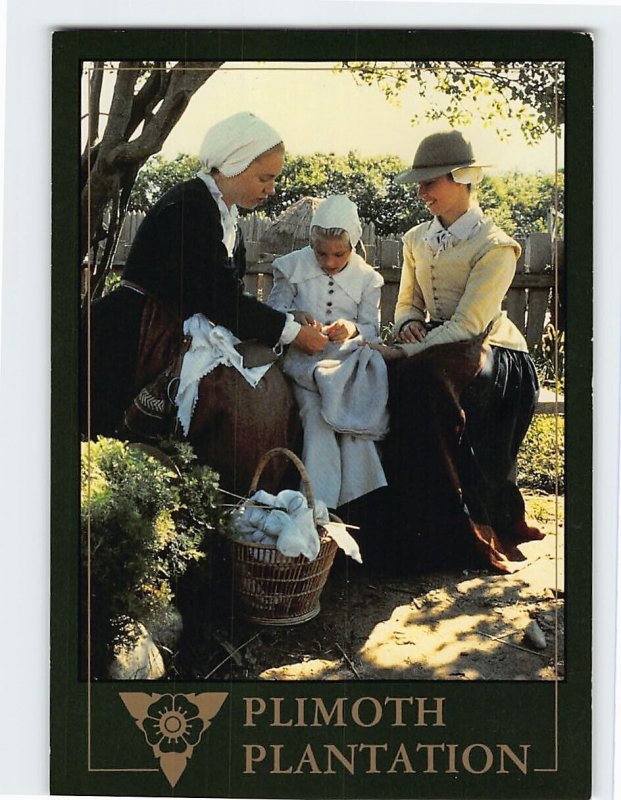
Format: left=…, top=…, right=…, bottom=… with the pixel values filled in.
left=380, top=335, right=543, bottom=574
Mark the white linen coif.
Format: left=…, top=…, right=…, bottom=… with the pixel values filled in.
left=310, top=194, right=363, bottom=248
left=198, top=111, right=283, bottom=178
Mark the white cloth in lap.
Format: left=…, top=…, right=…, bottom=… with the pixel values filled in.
left=175, top=314, right=272, bottom=436
left=283, top=337, right=389, bottom=440
left=294, top=384, right=387, bottom=509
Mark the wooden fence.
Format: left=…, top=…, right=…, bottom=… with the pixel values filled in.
left=114, top=211, right=564, bottom=351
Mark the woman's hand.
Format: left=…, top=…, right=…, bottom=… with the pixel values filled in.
left=292, top=324, right=329, bottom=354
left=397, top=320, right=427, bottom=344
left=366, top=342, right=406, bottom=362
left=322, top=319, right=357, bottom=344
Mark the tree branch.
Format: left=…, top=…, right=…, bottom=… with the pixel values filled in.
left=84, top=61, right=104, bottom=159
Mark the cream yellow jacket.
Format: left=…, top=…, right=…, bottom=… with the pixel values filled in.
left=395, top=217, right=528, bottom=355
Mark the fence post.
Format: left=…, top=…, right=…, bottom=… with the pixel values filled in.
left=525, top=232, right=553, bottom=350
left=504, top=238, right=527, bottom=335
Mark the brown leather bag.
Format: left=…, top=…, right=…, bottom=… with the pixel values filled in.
left=122, top=334, right=191, bottom=440
left=120, top=295, right=190, bottom=441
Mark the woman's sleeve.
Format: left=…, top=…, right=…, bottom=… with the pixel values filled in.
left=397, top=245, right=517, bottom=356
left=174, top=202, right=286, bottom=345
left=394, top=237, right=427, bottom=333
left=267, top=263, right=297, bottom=312
left=354, top=271, right=384, bottom=342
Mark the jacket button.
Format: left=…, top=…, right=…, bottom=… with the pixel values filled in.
left=327, top=302, right=332, bottom=307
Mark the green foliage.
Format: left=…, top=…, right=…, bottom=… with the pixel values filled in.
left=517, top=414, right=565, bottom=493
left=128, top=153, right=200, bottom=211
left=478, top=171, right=564, bottom=240
left=129, top=151, right=563, bottom=239
left=343, top=61, right=564, bottom=143
left=81, top=437, right=230, bottom=649
left=261, top=151, right=426, bottom=235
left=380, top=321, right=395, bottom=344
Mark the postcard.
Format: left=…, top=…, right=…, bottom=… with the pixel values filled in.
left=50, top=28, right=592, bottom=798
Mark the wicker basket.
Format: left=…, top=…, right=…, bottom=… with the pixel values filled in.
left=230, top=448, right=339, bottom=626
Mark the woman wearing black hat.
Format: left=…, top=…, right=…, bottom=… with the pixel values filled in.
left=370, top=130, right=543, bottom=573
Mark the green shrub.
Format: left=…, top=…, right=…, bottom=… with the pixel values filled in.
left=517, top=413, right=565, bottom=493
left=81, top=437, right=230, bottom=654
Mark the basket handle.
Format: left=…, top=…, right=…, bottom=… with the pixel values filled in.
left=248, top=447, right=316, bottom=524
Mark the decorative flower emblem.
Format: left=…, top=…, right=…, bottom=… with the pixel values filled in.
left=120, top=691, right=228, bottom=787
left=143, top=694, right=204, bottom=753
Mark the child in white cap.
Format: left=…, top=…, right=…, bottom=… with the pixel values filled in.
left=268, top=195, right=389, bottom=510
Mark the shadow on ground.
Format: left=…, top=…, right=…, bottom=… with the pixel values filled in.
left=172, top=493, right=564, bottom=682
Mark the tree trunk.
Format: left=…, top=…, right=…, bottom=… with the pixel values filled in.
left=81, top=61, right=222, bottom=299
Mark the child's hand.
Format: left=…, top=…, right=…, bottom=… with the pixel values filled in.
left=293, top=310, right=319, bottom=328
left=323, top=319, right=357, bottom=344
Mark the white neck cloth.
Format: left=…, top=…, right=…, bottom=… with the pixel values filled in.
left=424, top=204, right=485, bottom=254
left=198, top=111, right=282, bottom=177
left=310, top=195, right=363, bottom=248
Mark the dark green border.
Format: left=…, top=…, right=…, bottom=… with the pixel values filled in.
left=51, top=29, right=593, bottom=799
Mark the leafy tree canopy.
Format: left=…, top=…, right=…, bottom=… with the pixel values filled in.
left=342, top=61, right=564, bottom=144
left=86, top=59, right=563, bottom=299
left=130, top=151, right=563, bottom=240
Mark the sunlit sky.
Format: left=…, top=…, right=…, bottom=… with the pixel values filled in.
left=86, top=62, right=564, bottom=175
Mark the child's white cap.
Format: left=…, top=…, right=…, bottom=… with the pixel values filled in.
left=310, top=195, right=363, bottom=248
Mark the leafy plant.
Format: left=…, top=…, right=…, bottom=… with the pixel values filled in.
left=128, top=153, right=201, bottom=211
left=81, top=437, right=230, bottom=661
left=380, top=321, right=395, bottom=344
left=517, top=413, right=565, bottom=493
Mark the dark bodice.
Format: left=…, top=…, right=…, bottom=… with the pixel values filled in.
left=123, top=178, right=285, bottom=345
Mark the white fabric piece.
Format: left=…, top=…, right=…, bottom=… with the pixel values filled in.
left=175, top=314, right=273, bottom=436
left=280, top=314, right=302, bottom=345
left=293, top=383, right=387, bottom=509
left=198, top=111, right=282, bottom=178
left=322, top=522, right=363, bottom=564
left=423, top=204, right=485, bottom=254
left=196, top=171, right=239, bottom=255
left=310, top=194, right=363, bottom=248
left=232, top=490, right=363, bottom=562
left=451, top=166, right=484, bottom=185
left=283, top=337, right=389, bottom=440
left=312, top=499, right=331, bottom=525
left=231, top=489, right=321, bottom=560
left=281, top=337, right=389, bottom=507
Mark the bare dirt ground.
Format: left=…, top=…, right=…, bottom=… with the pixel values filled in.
left=175, top=492, right=564, bottom=682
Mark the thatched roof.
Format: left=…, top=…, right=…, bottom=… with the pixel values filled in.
left=258, top=196, right=321, bottom=256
